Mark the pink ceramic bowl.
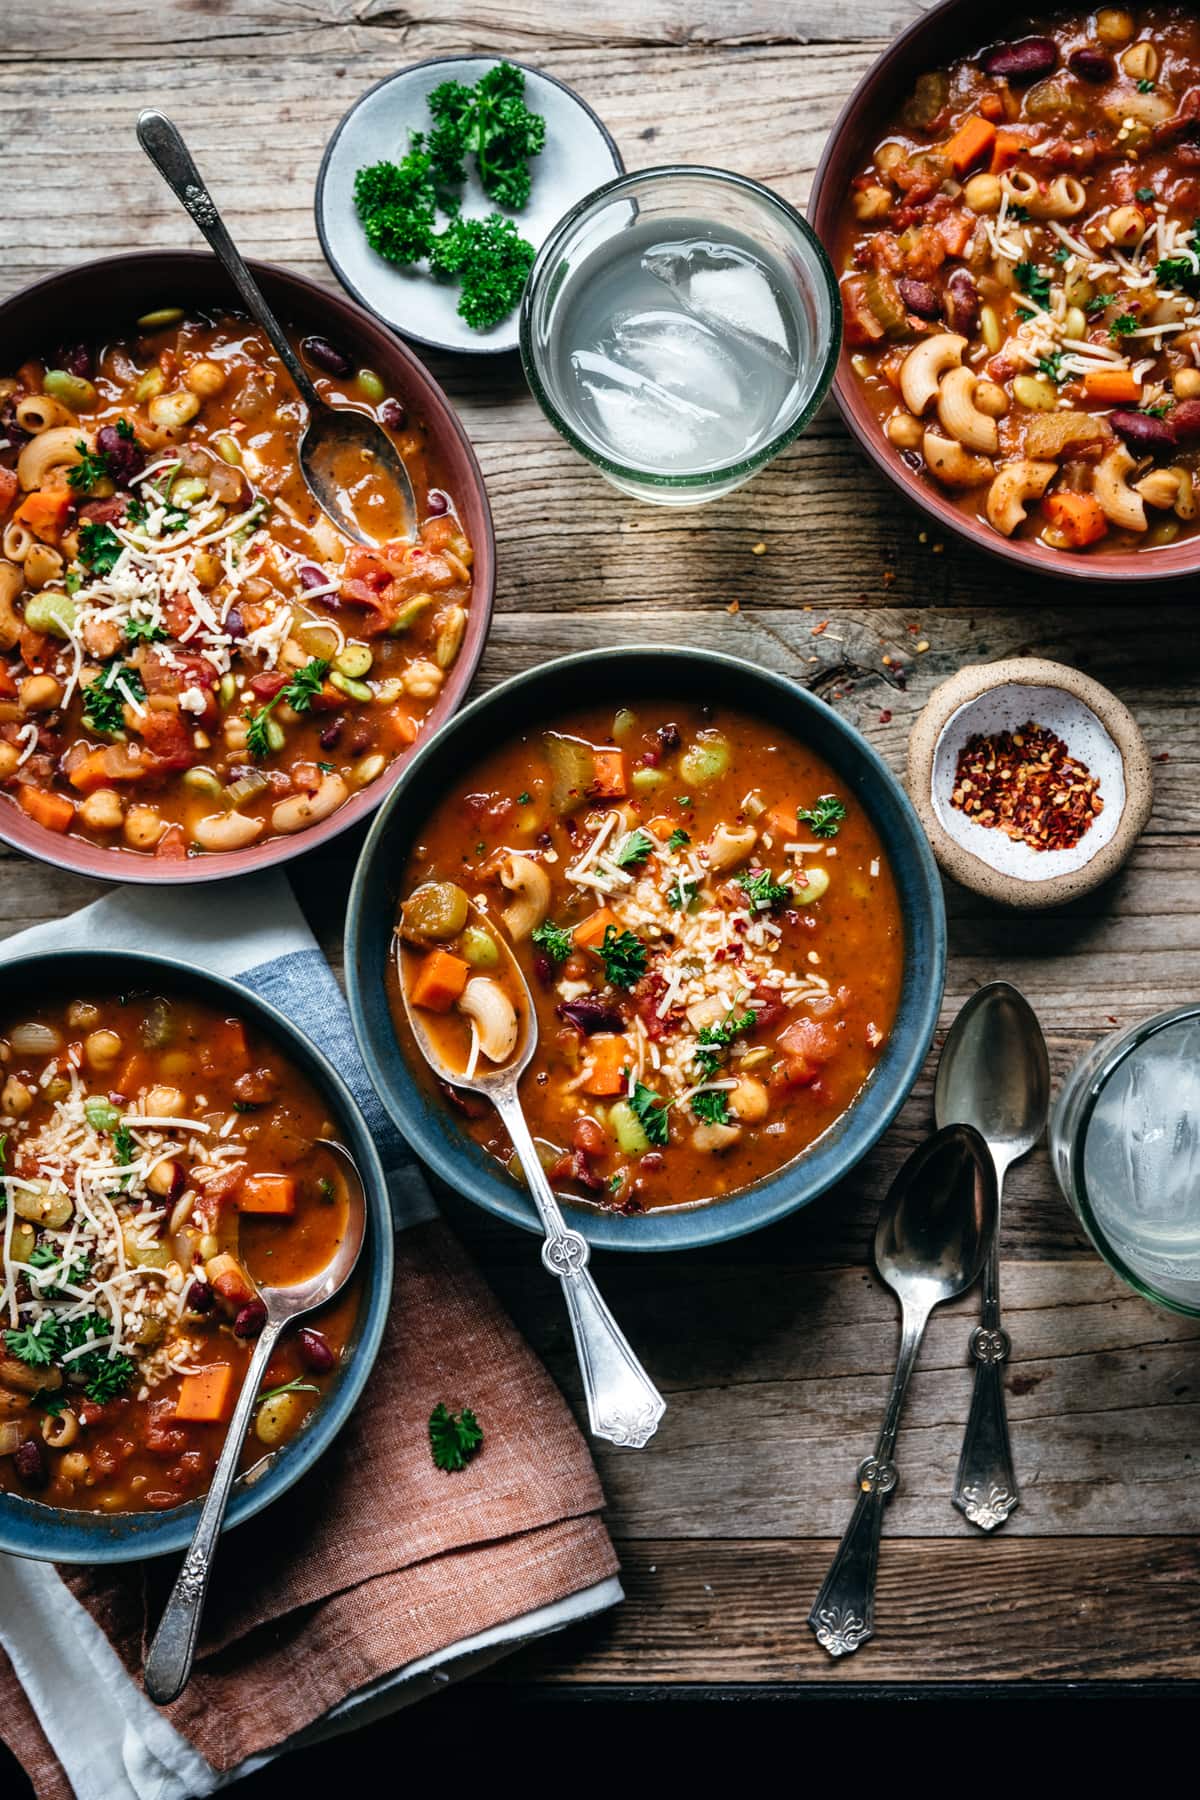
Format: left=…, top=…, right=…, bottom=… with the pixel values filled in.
left=0, top=251, right=495, bottom=882
left=808, top=0, right=1195, bottom=586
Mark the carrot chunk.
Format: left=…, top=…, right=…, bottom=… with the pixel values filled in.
left=11, top=489, right=73, bottom=546
left=582, top=1033, right=631, bottom=1097
left=175, top=1364, right=235, bottom=1424
left=990, top=128, right=1026, bottom=173
left=410, top=948, right=470, bottom=1013
left=589, top=749, right=627, bottom=798
left=571, top=906, right=619, bottom=951
left=1043, top=490, right=1109, bottom=548
left=1082, top=369, right=1141, bottom=405
left=944, top=115, right=996, bottom=176
left=238, top=1174, right=297, bottom=1215
left=16, top=785, right=74, bottom=834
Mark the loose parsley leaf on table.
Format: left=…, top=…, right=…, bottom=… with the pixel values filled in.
left=796, top=794, right=847, bottom=839
left=429, top=1402, right=484, bottom=1472
left=531, top=919, right=573, bottom=964
left=596, top=926, right=647, bottom=989
left=629, top=1082, right=670, bottom=1147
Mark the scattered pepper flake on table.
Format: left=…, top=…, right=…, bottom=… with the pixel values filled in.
left=951, top=721, right=1103, bottom=853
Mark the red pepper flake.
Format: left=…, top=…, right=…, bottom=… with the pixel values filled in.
left=950, top=720, right=1103, bottom=853
left=879, top=709, right=893, bottom=724
left=811, top=620, right=828, bottom=636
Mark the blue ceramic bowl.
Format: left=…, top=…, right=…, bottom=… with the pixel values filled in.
left=346, top=647, right=946, bottom=1252
left=0, top=949, right=392, bottom=1562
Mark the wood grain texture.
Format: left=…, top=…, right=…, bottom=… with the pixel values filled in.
left=1, top=0, right=1199, bottom=1704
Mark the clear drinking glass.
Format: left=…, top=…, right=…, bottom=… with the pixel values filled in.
left=1050, top=1006, right=1200, bottom=1316
left=519, top=166, right=841, bottom=506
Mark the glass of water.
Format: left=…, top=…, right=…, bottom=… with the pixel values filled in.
left=519, top=166, right=841, bottom=505
left=1051, top=1007, right=1200, bottom=1316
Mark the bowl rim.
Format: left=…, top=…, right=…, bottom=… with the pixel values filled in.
left=518, top=163, right=843, bottom=490
left=344, top=643, right=947, bottom=1251
left=315, top=54, right=626, bottom=357
left=0, top=248, right=496, bottom=883
left=0, top=945, right=393, bottom=1562
left=806, top=0, right=1197, bottom=586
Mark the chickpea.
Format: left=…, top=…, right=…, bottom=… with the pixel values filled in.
left=403, top=659, right=444, bottom=699
left=1096, top=8, right=1135, bottom=45
left=59, top=1451, right=94, bottom=1487
left=1120, top=41, right=1158, bottom=81
left=192, top=549, right=222, bottom=588
left=974, top=380, right=1010, bottom=419
left=67, top=1001, right=100, bottom=1029
left=124, top=804, right=165, bottom=851
left=223, top=716, right=249, bottom=752
left=1, top=1075, right=32, bottom=1116
left=82, top=617, right=121, bottom=660
left=84, top=1028, right=122, bottom=1070
left=184, top=359, right=227, bottom=397
left=885, top=411, right=924, bottom=450
left=1107, top=204, right=1145, bottom=248
left=962, top=171, right=1002, bottom=214
left=852, top=185, right=893, bottom=221
left=0, top=744, right=19, bottom=780
left=79, top=788, right=125, bottom=832
left=19, top=673, right=63, bottom=712
left=143, top=1084, right=185, bottom=1118
left=728, top=1076, right=770, bottom=1123
left=875, top=142, right=905, bottom=178
left=1174, top=367, right=1200, bottom=400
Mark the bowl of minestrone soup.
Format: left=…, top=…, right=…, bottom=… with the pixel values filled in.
left=809, top=0, right=1200, bottom=580
left=0, top=251, right=493, bottom=880
left=345, top=646, right=945, bottom=1252
left=0, top=948, right=391, bottom=1561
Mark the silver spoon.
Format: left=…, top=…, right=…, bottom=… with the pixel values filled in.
left=809, top=1123, right=996, bottom=1658
left=136, top=110, right=416, bottom=546
left=935, top=981, right=1049, bottom=1531
left=398, top=906, right=666, bottom=1450
left=144, top=1139, right=367, bottom=1705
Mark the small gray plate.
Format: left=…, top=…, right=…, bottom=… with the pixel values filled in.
left=316, top=57, right=624, bottom=356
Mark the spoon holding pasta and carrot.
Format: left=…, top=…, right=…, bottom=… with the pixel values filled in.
left=396, top=886, right=666, bottom=1450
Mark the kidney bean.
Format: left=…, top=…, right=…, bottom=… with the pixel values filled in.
left=379, top=398, right=406, bottom=430
left=233, top=1300, right=268, bottom=1338
left=184, top=1277, right=214, bottom=1314
left=298, top=1328, right=336, bottom=1374
left=533, top=950, right=554, bottom=987
left=297, top=562, right=328, bottom=590
left=318, top=716, right=345, bottom=750
left=13, top=1437, right=47, bottom=1489
left=657, top=722, right=682, bottom=753
left=425, top=489, right=449, bottom=517
left=1068, top=46, right=1114, bottom=82
left=944, top=269, right=980, bottom=337
left=559, top=996, right=626, bottom=1035
left=56, top=343, right=92, bottom=380
left=96, top=423, right=144, bottom=485
left=302, top=335, right=352, bottom=375
left=223, top=604, right=245, bottom=640
left=897, top=277, right=941, bottom=320
left=981, top=36, right=1058, bottom=81
left=1109, top=409, right=1178, bottom=453
left=1169, top=398, right=1200, bottom=440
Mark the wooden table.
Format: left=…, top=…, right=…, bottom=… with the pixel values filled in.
left=3, top=0, right=1199, bottom=1755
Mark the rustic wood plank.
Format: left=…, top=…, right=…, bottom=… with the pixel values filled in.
left=494, top=1536, right=1200, bottom=1683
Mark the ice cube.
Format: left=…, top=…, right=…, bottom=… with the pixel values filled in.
left=570, top=307, right=747, bottom=470
left=642, top=239, right=794, bottom=369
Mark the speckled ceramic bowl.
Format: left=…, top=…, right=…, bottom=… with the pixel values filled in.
left=0, top=251, right=494, bottom=885
left=0, top=949, right=392, bottom=1564
left=345, top=646, right=946, bottom=1252
left=908, top=657, right=1154, bottom=906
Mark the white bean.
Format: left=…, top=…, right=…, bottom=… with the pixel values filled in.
left=270, top=774, right=348, bottom=835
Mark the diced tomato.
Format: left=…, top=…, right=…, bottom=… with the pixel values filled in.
left=248, top=670, right=289, bottom=700
left=774, top=1015, right=841, bottom=1087
left=154, top=824, right=188, bottom=859
left=841, top=276, right=886, bottom=348
left=134, top=708, right=196, bottom=772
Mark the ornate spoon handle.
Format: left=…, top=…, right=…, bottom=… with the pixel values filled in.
left=809, top=1301, right=927, bottom=1658
left=144, top=1319, right=282, bottom=1704
left=136, top=109, right=321, bottom=411
left=953, top=1238, right=1018, bottom=1530
left=494, top=1091, right=666, bottom=1449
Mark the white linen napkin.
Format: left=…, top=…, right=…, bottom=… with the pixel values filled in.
left=0, top=874, right=620, bottom=1800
